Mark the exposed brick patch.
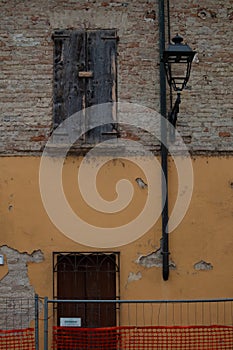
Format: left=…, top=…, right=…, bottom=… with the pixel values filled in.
left=0, top=245, right=44, bottom=329
left=30, top=135, right=47, bottom=142
left=219, top=132, right=231, bottom=138
left=0, top=245, right=44, bottom=297
left=121, top=131, right=140, bottom=141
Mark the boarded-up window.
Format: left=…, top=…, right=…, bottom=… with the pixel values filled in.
left=53, top=29, right=118, bottom=144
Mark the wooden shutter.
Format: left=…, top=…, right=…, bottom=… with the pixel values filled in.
left=53, top=29, right=117, bottom=144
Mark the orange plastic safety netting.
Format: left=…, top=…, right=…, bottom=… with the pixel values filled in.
left=0, top=328, right=35, bottom=350
left=53, top=325, right=233, bottom=349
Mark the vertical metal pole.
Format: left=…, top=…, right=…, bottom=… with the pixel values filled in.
left=158, top=0, right=169, bottom=281
left=44, top=297, right=48, bottom=350
left=167, top=0, right=171, bottom=43
left=35, top=294, right=39, bottom=350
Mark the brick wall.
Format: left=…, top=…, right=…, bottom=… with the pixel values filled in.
left=169, top=0, right=233, bottom=152
left=0, top=0, right=232, bottom=154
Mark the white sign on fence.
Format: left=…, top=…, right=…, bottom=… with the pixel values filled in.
left=60, top=317, right=81, bottom=327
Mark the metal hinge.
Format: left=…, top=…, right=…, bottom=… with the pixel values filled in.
left=52, top=32, right=70, bottom=39
left=101, top=124, right=120, bottom=137
left=101, top=36, right=119, bottom=41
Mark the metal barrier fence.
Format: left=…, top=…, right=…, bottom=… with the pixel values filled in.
left=0, top=294, right=39, bottom=350
left=44, top=298, right=233, bottom=350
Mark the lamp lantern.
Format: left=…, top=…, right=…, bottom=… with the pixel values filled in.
left=163, top=34, right=196, bottom=92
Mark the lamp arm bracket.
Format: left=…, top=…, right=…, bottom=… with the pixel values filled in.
left=168, top=93, right=181, bottom=127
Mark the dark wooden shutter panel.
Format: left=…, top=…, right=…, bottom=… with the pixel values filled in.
left=86, top=30, right=117, bottom=143
left=53, top=31, right=85, bottom=126
left=53, top=29, right=117, bottom=145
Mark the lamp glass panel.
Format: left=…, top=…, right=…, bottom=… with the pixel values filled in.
left=170, top=62, right=187, bottom=81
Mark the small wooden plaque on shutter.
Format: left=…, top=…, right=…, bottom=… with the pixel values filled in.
left=78, top=71, right=93, bottom=78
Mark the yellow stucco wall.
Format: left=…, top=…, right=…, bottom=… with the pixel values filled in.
left=0, top=155, right=232, bottom=301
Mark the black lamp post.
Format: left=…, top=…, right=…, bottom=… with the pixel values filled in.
left=160, top=33, right=196, bottom=282
left=163, top=34, right=196, bottom=128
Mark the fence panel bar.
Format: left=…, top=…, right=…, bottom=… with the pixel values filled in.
left=34, top=294, right=39, bottom=350
left=44, top=297, right=48, bottom=350
left=47, top=298, right=233, bottom=304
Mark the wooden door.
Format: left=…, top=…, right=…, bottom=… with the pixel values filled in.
left=53, top=29, right=118, bottom=144
left=55, top=253, right=119, bottom=328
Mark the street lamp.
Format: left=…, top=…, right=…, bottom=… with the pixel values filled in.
left=160, top=33, right=196, bottom=282
left=163, top=34, right=196, bottom=127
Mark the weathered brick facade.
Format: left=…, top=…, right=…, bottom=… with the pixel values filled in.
left=169, top=0, right=233, bottom=152
left=0, top=0, right=232, bottom=154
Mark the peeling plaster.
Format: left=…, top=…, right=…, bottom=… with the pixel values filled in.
left=194, top=260, right=213, bottom=271
left=0, top=245, right=44, bottom=296
left=0, top=245, right=44, bottom=329
left=127, top=271, right=142, bottom=283
left=135, top=177, right=148, bottom=189
left=136, top=248, right=176, bottom=269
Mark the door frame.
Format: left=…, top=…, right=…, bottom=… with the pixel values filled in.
left=52, top=251, right=120, bottom=327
